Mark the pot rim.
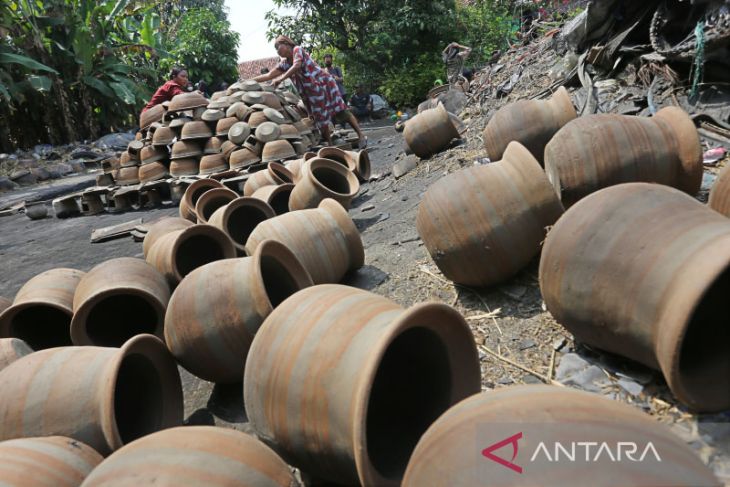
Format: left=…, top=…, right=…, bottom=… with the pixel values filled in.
left=213, top=196, right=276, bottom=253
left=304, top=158, right=360, bottom=199
left=194, top=187, right=238, bottom=223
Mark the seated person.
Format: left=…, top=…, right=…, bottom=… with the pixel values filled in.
left=142, top=67, right=188, bottom=113
left=349, top=85, right=373, bottom=121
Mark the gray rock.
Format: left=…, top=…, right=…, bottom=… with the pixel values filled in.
left=392, top=156, right=418, bottom=179
left=375, top=212, right=390, bottom=224
left=9, top=169, right=37, bottom=185
left=31, top=167, right=51, bottom=181
left=553, top=338, right=567, bottom=351
left=522, top=375, right=543, bottom=385
left=0, top=176, right=19, bottom=192
left=518, top=339, right=537, bottom=351
left=69, top=160, right=86, bottom=173
left=556, top=353, right=611, bottom=393
left=617, top=378, right=643, bottom=396
left=361, top=204, right=375, bottom=212
left=48, top=162, right=74, bottom=177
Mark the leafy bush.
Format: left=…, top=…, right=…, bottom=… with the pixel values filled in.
left=379, top=53, right=444, bottom=109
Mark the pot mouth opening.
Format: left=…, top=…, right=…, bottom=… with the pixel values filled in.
left=270, top=164, right=293, bottom=184
left=85, top=294, right=160, bottom=347
left=259, top=254, right=304, bottom=308
left=228, top=204, right=272, bottom=245
left=113, top=351, right=165, bottom=445
left=189, top=183, right=220, bottom=207
left=268, top=187, right=293, bottom=215
left=312, top=165, right=352, bottom=196
left=365, top=326, right=453, bottom=481
left=677, top=265, right=730, bottom=408
left=199, top=195, right=235, bottom=222
left=175, top=232, right=229, bottom=279
left=6, top=304, right=72, bottom=350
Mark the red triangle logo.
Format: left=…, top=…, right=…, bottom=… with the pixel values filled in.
left=482, top=432, right=523, bottom=474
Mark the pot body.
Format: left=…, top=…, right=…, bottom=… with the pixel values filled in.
left=403, top=386, right=719, bottom=487
left=209, top=197, right=276, bottom=254
left=245, top=198, right=364, bottom=284
left=709, top=162, right=730, bottom=217
left=165, top=240, right=312, bottom=383
left=143, top=217, right=194, bottom=258
left=80, top=426, right=294, bottom=487
left=0, top=436, right=103, bottom=487
left=539, top=182, right=730, bottom=412
left=544, top=106, right=702, bottom=207
left=0, top=338, right=32, bottom=372
left=417, top=142, right=564, bottom=286
left=243, top=162, right=294, bottom=196
left=251, top=184, right=294, bottom=215
left=179, top=179, right=224, bottom=222
left=70, top=258, right=170, bottom=347
left=194, top=187, right=238, bottom=224
left=0, top=268, right=84, bottom=350
left=0, top=334, right=183, bottom=455
left=289, top=158, right=359, bottom=210
left=403, top=103, right=459, bottom=158
left=244, top=284, right=480, bottom=486
left=483, top=86, right=576, bottom=163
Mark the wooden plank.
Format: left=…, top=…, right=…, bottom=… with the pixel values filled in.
left=90, top=217, right=144, bottom=243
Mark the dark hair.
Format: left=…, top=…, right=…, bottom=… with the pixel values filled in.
left=169, top=67, right=187, bottom=80
left=462, top=68, right=474, bottom=81
left=324, top=53, right=333, bottom=59
left=260, top=67, right=270, bottom=74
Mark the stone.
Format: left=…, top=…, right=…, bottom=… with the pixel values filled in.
left=392, top=155, right=418, bottom=179
left=522, top=375, right=543, bottom=385
left=361, top=204, right=375, bottom=212
left=518, top=339, right=537, bottom=351
left=0, top=176, right=19, bottom=192
left=94, top=132, right=136, bottom=151
left=555, top=352, right=611, bottom=393
left=69, top=160, right=86, bottom=173
left=9, top=169, right=37, bottom=185
left=375, top=212, right=390, bottom=224
left=553, top=338, right=567, bottom=351
left=617, top=378, right=643, bottom=396
left=47, top=162, right=74, bottom=178
left=31, top=167, right=51, bottom=181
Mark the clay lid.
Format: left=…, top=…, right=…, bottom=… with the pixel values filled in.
left=226, top=102, right=247, bottom=119
left=248, top=111, right=268, bottom=129
left=181, top=121, right=213, bottom=140
left=283, top=92, right=300, bottom=104
left=293, top=120, right=312, bottom=135
left=261, top=83, right=276, bottom=93
left=221, top=139, right=240, bottom=159
left=228, top=81, right=244, bottom=93
left=140, top=145, right=168, bottom=164
left=242, top=91, right=265, bottom=105
left=229, top=91, right=245, bottom=102
left=139, top=161, right=168, bottom=183
left=241, top=80, right=262, bottom=92
left=208, top=96, right=233, bottom=109
left=171, top=140, right=203, bottom=159
left=229, top=147, right=262, bottom=169
left=204, top=137, right=223, bottom=155
left=283, top=105, right=301, bottom=122
left=202, top=109, right=225, bottom=122
left=250, top=103, right=269, bottom=111
left=170, top=158, right=199, bottom=177
left=168, top=92, right=209, bottom=112
left=115, top=166, right=140, bottom=186
left=210, top=91, right=226, bottom=101
left=119, top=151, right=136, bottom=167
left=263, top=107, right=287, bottom=124
left=169, top=117, right=192, bottom=129
left=279, top=124, right=301, bottom=140
left=199, top=153, right=228, bottom=175
left=216, top=117, right=239, bottom=137
left=192, top=106, right=207, bottom=120
left=228, top=122, right=251, bottom=145
left=261, top=139, right=296, bottom=163
left=152, top=126, right=175, bottom=146
left=140, top=104, right=166, bottom=130
left=255, top=122, right=281, bottom=143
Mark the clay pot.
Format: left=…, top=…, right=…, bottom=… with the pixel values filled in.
left=244, top=284, right=480, bottom=486
left=221, top=139, right=241, bottom=160
left=168, top=92, right=208, bottom=112
left=179, top=178, right=224, bottom=222
left=243, top=162, right=294, bottom=196
left=248, top=111, right=268, bottom=128
left=165, top=240, right=312, bottom=383
left=246, top=199, right=364, bottom=284
left=169, top=157, right=198, bottom=177
left=201, top=108, right=224, bottom=122
left=115, top=166, right=139, bottom=186
left=279, top=123, right=301, bottom=140
left=208, top=197, right=276, bottom=254
left=228, top=121, right=251, bottom=144
left=417, top=142, right=564, bottom=286
left=350, top=149, right=371, bottom=181
left=229, top=147, right=261, bottom=170
left=79, top=426, right=295, bottom=487
left=403, top=103, right=459, bottom=158
left=181, top=121, right=213, bottom=141
left=709, top=162, right=730, bottom=217
left=0, top=296, right=10, bottom=315
left=140, top=145, right=167, bottom=164
left=138, top=161, right=168, bottom=183
left=23, top=200, right=48, bottom=220
left=317, top=146, right=357, bottom=171
left=0, top=268, right=84, bottom=350
left=0, top=436, right=103, bottom=487
left=70, top=258, right=170, bottom=347
left=252, top=183, right=294, bottom=215
left=140, top=104, right=165, bottom=130
left=170, top=140, right=202, bottom=159
left=146, top=224, right=236, bottom=286
left=285, top=152, right=316, bottom=183
left=254, top=121, right=281, bottom=142
left=0, top=338, right=32, bottom=372
left=194, top=187, right=238, bottom=224
left=540, top=183, right=730, bottom=412
left=483, top=86, right=576, bottom=163
left=151, top=126, right=175, bottom=146
left=261, top=139, right=296, bottom=163
left=0, top=334, right=183, bottom=455
left=544, top=106, right=702, bottom=207
left=403, top=386, right=719, bottom=486
left=198, top=153, right=227, bottom=175
left=289, top=157, right=360, bottom=211
left=143, top=217, right=194, bottom=258
left=203, top=136, right=223, bottom=154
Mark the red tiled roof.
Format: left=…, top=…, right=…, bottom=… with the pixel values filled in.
left=237, top=57, right=281, bottom=80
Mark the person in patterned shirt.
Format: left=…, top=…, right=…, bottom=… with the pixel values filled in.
left=254, top=35, right=367, bottom=148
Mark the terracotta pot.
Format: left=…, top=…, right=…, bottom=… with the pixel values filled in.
left=243, top=162, right=294, bottom=196
left=482, top=86, right=576, bottom=163
left=114, top=166, right=139, bottom=186
left=403, top=103, right=459, bottom=158
left=350, top=149, right=371, bottom=181
left=285, top=152, right=316, bottom=183
left=138, top=161, right=168, bottom=183
left=0, top=296, right=10, bottom=315
left=0, top=334, right=183, bottom=455
left=709, top=162, right=730, bottom=217
left=194, top=187, right=238, bottom=223
left=0, top=338, right=32, bottom=372
left=165, top=240, right=312, bottom=383
left=140, top=145, right=167, bottom=164
left=146, top=224, right=236, bottom=286
left=317, top=147, right=357, bottom=171
left=143, top=217, right=194, bottom=258
left=208, top=197, right=276, bottom=254
left=417, top=142, right=564, bottom=286
left=170, top=140, right=202, bottom=160
left=229, top=147, right=261, bottom=169
left=544, top=106, right=702, bottom=207
left=70, top=258, right=170, bottom=347
left=140, top=104, right=165, bottom=130
left=168, top=91, right=208, bottom=112
left=179, top=178, right=224, bottom=222
left=0, top=436, right=103, bottom=487
left=289, top=157, right=360, bottom=211
left=251, top=183, right=294, bottom=215
left=169, top=157, right=199, bottom=177
left=261, top=139, right=296, bottom=163
left=0, top=268, right=84, bottom=350
left=244, top=284, right=480, bottom=486
left=198, top=153, right=227, bottom=175
left=203, top=136, right=223, bottom=154
left=246, top=199, right=363, bottom=284
left=540, top=183, right=730, bottom=412
left=403, top=386, right=719, bottom=487
left=79, top=426, right=294, bottom=487
left=52, top=195, right=81, bottom=218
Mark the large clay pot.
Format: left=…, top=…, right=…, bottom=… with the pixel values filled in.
left=0, top=338, right=32, bottom=372
left=142, top=217, right=194, bottom=258
left=317, top=147, right=357, bottom=171
left=243, top=162, right=294, bottom=196
left=0, top=268, right=84, bottom=350
left=403, top=386, right=719, bottom=487
left=165, top=240, right=313, bottom=383
left=0, top=436, right=103, bottom=487
left=417, top=142, right=564, bottom=286
left=540, top=183, right=730, bottom=412
left=544, top=106, right=702, bottom=207
left=289, top=158, right=360, bottom=210
left=0, top=334, right=183, bottom=455
left=193, top=187, right=238, bottom=224
left=403, top=103, right=459, bottom=158
left=79, top=426, right=295, bottom=487
left=70, top=258, right=170, bottom=347
left=179, top=178, right=224, bottom=222
left=146, top=224, right=236, bottom=286
left=244, top=284, right=480, bottom=486
left=482, top=86, right=576, bottom=163
left=285, top=152, right=316, bottom=183
left=251, top=183, right=294, bottom=215
left=0, top=296, right=10, bottom=314
left=208, top=197, right=276, bottom=254
left=246, top=198, right=364, bottom=284
left=709, top=162, right=730, bottom=217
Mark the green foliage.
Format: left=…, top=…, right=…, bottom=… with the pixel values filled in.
left=379, top=53, right=444, bottom=108
left=455, top=0, right=512, bottom=65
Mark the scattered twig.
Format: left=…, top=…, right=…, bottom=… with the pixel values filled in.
left=480, top=344, right=564, bottom=387
left=465, top=308, right=502, bottom=320
left=548, top=348, right=557, bottom=382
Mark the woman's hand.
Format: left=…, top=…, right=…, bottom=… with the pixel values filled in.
left=272, top=78, right=282, bottom=88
